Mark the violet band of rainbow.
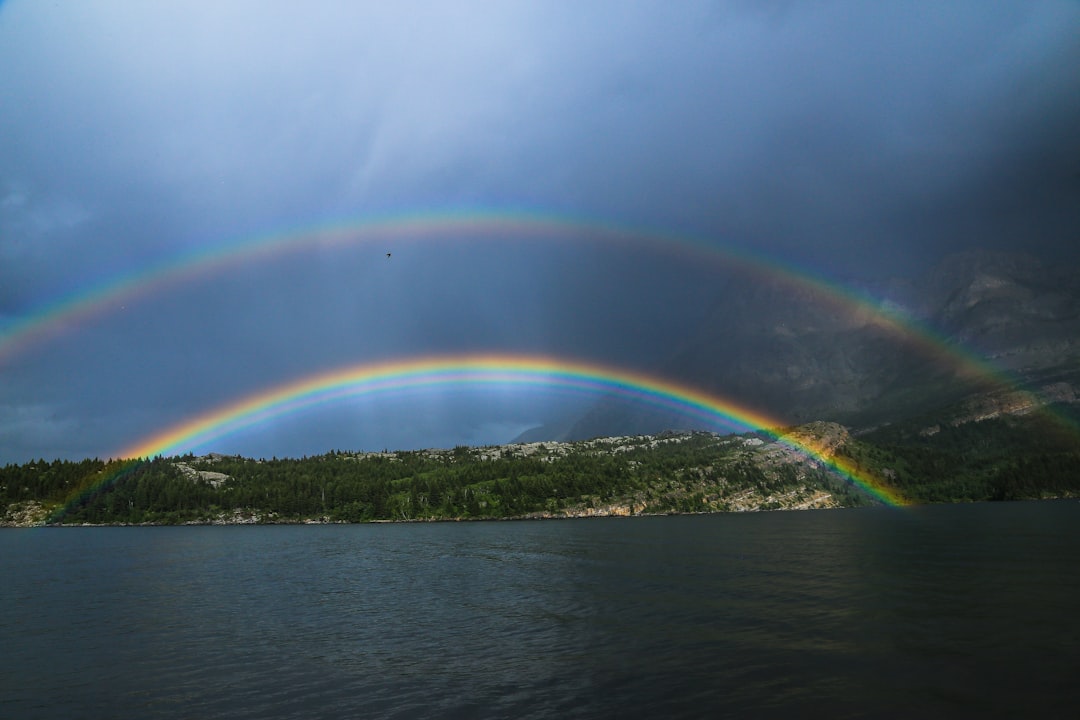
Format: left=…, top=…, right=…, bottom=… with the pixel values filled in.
left=112, top=353, right=907, bottom=507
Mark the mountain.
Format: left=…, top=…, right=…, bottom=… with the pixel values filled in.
left=555, top=250, right=1080, bottom=441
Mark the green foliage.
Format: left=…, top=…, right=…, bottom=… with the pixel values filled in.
left=856, top=403, right=1080, bottom=503
left=6, top=408, right=1077, bottom=524
left=1, top=433, right=752, bottom=523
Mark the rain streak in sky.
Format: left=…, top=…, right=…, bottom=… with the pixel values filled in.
left=1, top=1, right=1079, bottom=462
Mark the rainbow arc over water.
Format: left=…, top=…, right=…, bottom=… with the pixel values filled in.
left=0, top=207, right=1016, bottom=396
left=10, top=208, right=1057, bottom=428
left=17, top=208, right=1074, bottom=518
left=74, top=353, right=906, bottom=511
left=11, top=207, right=1067, bottom=436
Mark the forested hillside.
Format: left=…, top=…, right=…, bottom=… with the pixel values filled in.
left=852, top=402, right=1080, bottom=502
left=3, top=408, right=1079, bottom=527
left=1, top=431, right=867, bottom=526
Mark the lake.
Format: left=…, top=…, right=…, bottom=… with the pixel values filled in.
left=2, top=501, right=1078, bottom=719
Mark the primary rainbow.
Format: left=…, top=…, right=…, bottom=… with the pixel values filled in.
left=108, top=353, right=906, bottom=507
left=14, top=207, right=1070, bottom=517
left=7, top=206, right=1060, bottom=432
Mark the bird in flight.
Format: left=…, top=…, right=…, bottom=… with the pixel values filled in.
left=386, top=253, right=391, bottom=259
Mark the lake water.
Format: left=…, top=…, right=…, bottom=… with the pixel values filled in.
left=2, top=501, right=1079, bottom=719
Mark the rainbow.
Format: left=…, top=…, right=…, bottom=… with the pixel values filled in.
left=13, top=208, right=1074, bottom=522
left=0, top=207, right=1007, bottom=395
left=98, top=353, right=906, bottom=508
left=18, top=208, right=1070, bottom=432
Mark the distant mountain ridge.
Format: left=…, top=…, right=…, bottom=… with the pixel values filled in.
left=525, top=250, right=1080, bottom=442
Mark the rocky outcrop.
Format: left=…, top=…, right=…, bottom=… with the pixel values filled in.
left=174, top=462, right=230, bottom=487
left=1, top=500, right=52, bottom=527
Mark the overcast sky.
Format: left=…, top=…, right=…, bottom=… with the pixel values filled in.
left=2, top=1, right=1079, bottom=462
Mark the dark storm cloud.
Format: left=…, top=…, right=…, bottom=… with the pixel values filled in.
left=1, top=1, right=1078, bottom=461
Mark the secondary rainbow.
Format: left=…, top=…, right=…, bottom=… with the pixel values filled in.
left=109, top=353, right=906, bottom=507
left=0, top=207, right=1011, bottom=394
left=9, top=206, right=1062, bottom=432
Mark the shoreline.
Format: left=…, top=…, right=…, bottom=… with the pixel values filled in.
left=5, top=497, right=1076, bottom=529
left=2, top=504, right=852, bottom=529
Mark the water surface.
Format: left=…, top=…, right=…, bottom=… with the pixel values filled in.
left=3, top=501, right=1079, bottom=718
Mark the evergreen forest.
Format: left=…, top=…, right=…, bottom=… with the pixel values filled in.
left=3, top=404, right=1079, bottom=526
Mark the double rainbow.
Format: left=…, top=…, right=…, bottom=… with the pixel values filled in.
left=13, top=208, right=1066, bottom=517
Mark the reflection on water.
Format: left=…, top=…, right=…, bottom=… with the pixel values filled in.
left=2, top=501, right=1078, bottom=718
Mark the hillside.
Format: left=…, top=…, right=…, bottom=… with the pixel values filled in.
left=5, top=408, right=1080, bottom=527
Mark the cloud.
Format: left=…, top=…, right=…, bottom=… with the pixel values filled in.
left=0, top=401, right=82, bottom=461
left=0, top=1, right=1078, bottom=461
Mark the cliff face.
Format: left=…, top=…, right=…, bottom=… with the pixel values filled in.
left=562, top=250, right=1080, bottom=440
left=920, top=252, right=1080, bottom=372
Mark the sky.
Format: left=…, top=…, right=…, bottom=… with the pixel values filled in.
left=2, top=0, right=1079, bottom=462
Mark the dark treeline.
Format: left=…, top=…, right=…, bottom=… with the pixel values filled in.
left=4, top=409, right=1079, bottom=525
left=3, top=433, right=870, bottom=525
left=854, top=402, right=1080, bottom=502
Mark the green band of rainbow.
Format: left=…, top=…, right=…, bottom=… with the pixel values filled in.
left=0, top=207, right=1011, bottom=395
left=101, top=353, right=905, bottom=509
left=12, top=207, right=1063, bottom=443
left=15, top=208, right=1075, bottom=522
